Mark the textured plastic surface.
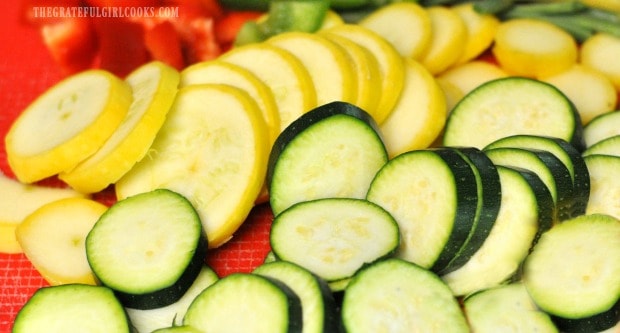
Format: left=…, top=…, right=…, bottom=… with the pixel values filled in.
left=0, top=3, right=271, bottom=331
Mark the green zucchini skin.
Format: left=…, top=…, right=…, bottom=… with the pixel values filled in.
left=443, top=77, right=585, bottom=152
left=366, top=148, right=478, bottom=273
left=551, top=300, right=619, bottom=333
left=86, top=189, right=208, bottom=310
left=438, top=147, right=501, bottom=275
left=267, top=101, right=388, bottom=216
left=523, top=214, right=620, bottom=332
left=484, top=134, right=590, bottom=219
left=12, top=284, right=131, bottom=333
left=184, top=273, right=303, bottom=333
left=267, top=101, right=384, bottom=189
left=341, top=258, right=469, bottom=332
left=253, top=260, right=340, bottom=333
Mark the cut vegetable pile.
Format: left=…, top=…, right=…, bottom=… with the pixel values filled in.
left=4, top=0, right=620, bottom=331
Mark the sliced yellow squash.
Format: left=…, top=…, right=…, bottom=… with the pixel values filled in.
left=321, top=33, right=383, bottom=113
left=321, top=24, right=405, bottom=124
left=542, top=64, right=618, bottom=125
left=437, top=60, right=508, bottom=98
left=5, top=69, right=132, bottom=183
left=59, top=62, right=180, bottom=193
left=180, top=60, right=280, bottom=143
left=359, top=2, right=432, bottom=60
left=418, top=6, right=467, bottom=75
left=451, top=2, right=500, bottom=65
left=16, top=197, right=107, bottom=285
left=0, top=171, right=87, bottom=254
left=219, top=43, right=317, bottom=132
left=380, top=59, right=447, bottom=158
left=116, top=84, right=269, bottom=248
left=492, top=18, right=578, bottom=78
left=267, top=32, right=358, bottom=107
left=580, top=33, right=620, bottom=92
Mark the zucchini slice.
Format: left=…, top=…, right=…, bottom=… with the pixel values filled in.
left=583, top=134, right=620, bottom=158
left=442, top=166, right=554, bottom=296
left=484, top=147, right=573, bottom=222
left=523, top=214, right=620, bottom=332
left=366, top=148, right=478, bottom=271
left=253, top=260, right=339, bottom=333
left=341, top=258, right=469, bottom=333
left=464, top=282, right=558, bottom=333
left=12, top=284, right=131, bottom=332
left=86, top=189, right=207, bottom=309
left=438, top=147, right=501, bottom=275
left=584, top=154, right=620, bottom=219
left=267, top=101, right=388, bottom=216
left=183, top=273, right=303, bottom=333
left=485, top=134, right=590, bottom=219
left=443, top=77, right=584, bottom=151
left=269, top=198, right=399, bottom=282
left=583, top=109, right=620, bottom=148
left=125, top=265, right=219, bottom=333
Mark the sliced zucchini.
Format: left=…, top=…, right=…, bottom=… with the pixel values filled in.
left=438, top=147, right=501, bottom=275
left=523, top=214, right=620, bottom=332
left=484, top=147, right=574, bottom=222
left=267, top=101, right=387, bottom=216
left=152, top=326, right=202, bottom=333
left=12, top=284, right=131, bottom=332
left=253, top=260, right=339, bottom=333
left=584, top=154, right=620, bottom=219
left=183, top=273, right=303, bottom=333
left=442, top=166, right=554, bottom=296
left=485, top=134, right=590, bottom=219
left=366, top=148, right=478, bottom=272
left=86, top=189, right=207, bottom=309
left=341, top=258, right=469, bottom=333
left=269, top=198, right=399, bottom=282
left=583, top=109, right=620, bottom=147
left=125, top=265, right=219, bottom=333
left=464, top=282, right=558, bottom=333
left=443, top=77, right=585, bottom=152
left=583, top=134, right=620, bottom=157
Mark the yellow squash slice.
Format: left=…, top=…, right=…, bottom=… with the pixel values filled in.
left=418, top=6, right=467, bottom=75
left=492, top=18, right=578, bottom=78
left=321, top=24, right=405, bottom=124
left=219, top=43, right=317, bottom=132
left=451, top=2, right=500, bottom=65
left=16, top=197, right=108, bottom=285
left=5, top=69, right=132, bottom=183
left=380, top=59, right=447, bottom=158
left=321, top=33, right=383, bottom=113
left=59, top=62, right=180, bottom=193
left=580, top=32, right=620, bottom=92
left=180, top=60, right=280, bottom=144
left=267, top=32, right=358, bottom=107
left=115, top=84, right=269, bottom=248
left=437, top=60, right=508, bottom=98
left=0, top=171, right=87, bottom=254
left=359, top=2, right=432, bottom=60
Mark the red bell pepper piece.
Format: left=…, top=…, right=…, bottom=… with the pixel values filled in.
left=41, top=17, right=98, bottom=76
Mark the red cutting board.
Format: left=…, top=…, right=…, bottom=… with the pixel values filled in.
left=0, top=3, right=272, bottom=331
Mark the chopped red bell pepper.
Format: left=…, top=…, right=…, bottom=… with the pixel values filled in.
left=40, top=17, right=98, bottom=76
left=92, top=17, right=150, bottom=77
left=144, top=19, right=185, bottom=70
left=214, top=10, right=263, bottom=51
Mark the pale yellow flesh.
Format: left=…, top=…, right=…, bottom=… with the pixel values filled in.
left=418, top=6, right=467, bottom=75
left=380, top=58, right=447, bottom=158
left=359, top=2, right=432, bottom=60
left=219, top=43, right=317, bottom=132
left=267, top=32, right=358, bottom=107
left=542, top=64, right=617, bottom=125
left=321, top=24, right=405, bottom=124
left=320, top=33, right=383, bottom=113
left=451, top=2, right=500, bottom=65
left=492, top=18, right=578, bottom=78
left=59, top=62, right=180, bottom=193
left=15, top=197, right=107, bottom=285
left=0, top=172, right=86, bottom=254
left=116, top=84, right=269, bottom=248
left=180, top=60, right=280, bottom=144
left=5, top=70, right=132, bottom=183
left=580, top=32, right=620, bottom=91
left=437, top=60, right=508, bottom=98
